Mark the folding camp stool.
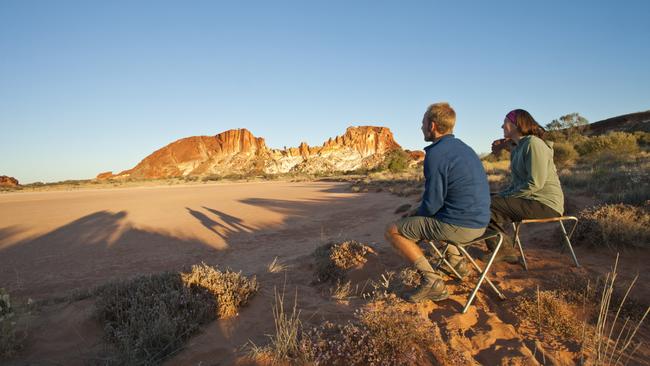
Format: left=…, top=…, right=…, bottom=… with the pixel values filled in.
left=427, top=230, right=506, bottom=313
left=512, top=216, right=580, bottom=271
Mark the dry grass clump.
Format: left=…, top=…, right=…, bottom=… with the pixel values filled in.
left=514, top=288, right=584, bottom=341
left=181, top=263, right=259, bottom=318
left=249, top=287, right=305, bottom=365
left=397, top=267, right=421, bottom=288
left=301, top=304, right=437, bottom=365
left=573, top=204, right=650, bottom=250
left=313, top=240, right=376, bottom=283
left=96, top=265, right=258, bottom=365
left=267, top=256, right=289, bottom=273
left=0, top=288, right=23, bottom=358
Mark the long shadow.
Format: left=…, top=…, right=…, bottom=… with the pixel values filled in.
left=201, top=206, right=254, bottom=232
left=0, top=210, right=220, bottom=300
left=185, top=207, right=230, bottom=240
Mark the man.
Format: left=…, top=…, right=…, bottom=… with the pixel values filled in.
left=385, top=102, right=491, bottom=302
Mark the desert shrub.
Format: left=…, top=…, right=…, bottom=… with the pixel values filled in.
left=560, top=155, right=649, bottom=205
left=573, top=204, right=650, bottom=250
left=313, top=240, right=376, bottom=283
left=301, top=304, right=436, bottom=365
left=514, top=289, right=583, bottom=341
left=553, top=142, right=579, bottom=168
left=0, top=289, right=23, bottom=358
left=634, top=131, right=650, bottom=146
left=576, top=132, right=639, bottom=158
left=382, top=149, right=410, bottom=173
left=181, top=263, right=259, bottom=318
left=96, top=266, right=258, bottom=365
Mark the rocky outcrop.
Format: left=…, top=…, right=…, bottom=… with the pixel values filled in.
left=491, top=138, right=514, bottom=157
left=101, top=126, right=406, bottom=180
left=96, top=171, right=114, bottom=180
left=0, top=176, right=19, bottom=187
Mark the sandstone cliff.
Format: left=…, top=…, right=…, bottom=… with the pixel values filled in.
left=0, top=176, right=19, bottom=187
left=100, top=126, right=406, bottom=180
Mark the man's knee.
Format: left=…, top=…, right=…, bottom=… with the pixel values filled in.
left=384, top=223, right=399, bottom=241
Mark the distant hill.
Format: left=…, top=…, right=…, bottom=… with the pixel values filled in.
left=98, top=126, right=406, bottom=180
left=583, top=110, right=650, bottom=135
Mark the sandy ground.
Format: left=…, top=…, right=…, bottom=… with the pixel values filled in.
left=0, top=181, right=648, bottom=365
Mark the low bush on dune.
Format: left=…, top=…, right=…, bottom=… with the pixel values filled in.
left=573, top=204, right=650, bottom=250
left=96, top=264, right=258, bottom=365
left=576, top=132, right=640, bottom=158
left=301, top=305, right=437, bottom=365
left=0, top=289, right=24, bottom=359
left=313, top=240, right=376, bottom=283
left=514, top=289, right=583, bottom=342
left=553, top=141, right=579, bottom=168
left=560, top=153, right=649, bottom=205
left=181, top=263, right=259, bottom=318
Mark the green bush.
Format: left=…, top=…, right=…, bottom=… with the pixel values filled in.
left=576, top=132, right=639, bottom=157
left=383, top=149, right=410, bottom=173
left=553, top=142, right=579, bottom=168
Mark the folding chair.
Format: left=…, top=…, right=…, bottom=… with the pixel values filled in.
left=427, top=230, right=506, bottom=314
left=512, top=216, right=580, bottom=271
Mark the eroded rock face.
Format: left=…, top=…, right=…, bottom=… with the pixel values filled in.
left=0, top=176, right=19, bottom=187
left=96, top=171, right=114, bottom=180
left=106, top=126, right=406, bottom=179
left=491, top=138, right=514, bottom=157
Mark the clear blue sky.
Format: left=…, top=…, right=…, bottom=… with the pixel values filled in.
left=1, top=0, right=649, bottom=183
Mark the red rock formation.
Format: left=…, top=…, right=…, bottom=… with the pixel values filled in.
left=491, top=138, right=514, bottom=157
left=405, top=150, right=425, bottom=162
left=105, top=126, right=404, bottom=179
left=116, top=129, right=267, bottom=179
left=96, top=171, right=114, bottom=180
left=0, top=176, right=19, bottom=187
left=321, top=126, right=401, bottom=156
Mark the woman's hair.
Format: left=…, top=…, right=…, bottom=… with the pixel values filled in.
left=505, top=109, right=545, bottom=138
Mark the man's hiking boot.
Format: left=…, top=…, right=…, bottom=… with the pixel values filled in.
left=405, top=279, right=449, bottom=303
left=446, top=258, right=470, bottom=278
left=480, top=246, right=519, bottom=264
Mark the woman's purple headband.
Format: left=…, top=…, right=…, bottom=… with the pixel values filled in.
left=506, top=110, right=517, bottom=124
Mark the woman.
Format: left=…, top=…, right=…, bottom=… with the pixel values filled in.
left=486, top=109, right=565, bottom=263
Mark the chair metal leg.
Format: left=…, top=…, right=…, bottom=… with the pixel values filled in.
left=427, top=241, right=463, bottom=281
left=559, top=220, right=580, bottom=267
left=512, top=222, right=528, bottom=271
left=457, top=235, right=506, bottom=314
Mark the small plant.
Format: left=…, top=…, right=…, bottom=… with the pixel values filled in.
left=180, top=263, right=259, bottom=318
left=330, top=280, right=353, bottom=301
left=313, top=240, right=376, bottom=283
left=267, top=256, right=289, bottom=273
left=573, top=204, right=650, bottom=250
left=249, top=286, right=305, bottom=364
left=301, top=303, right=437, bottom=365
left=514, top=288, right=583, bottom=341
